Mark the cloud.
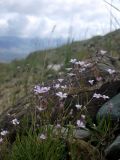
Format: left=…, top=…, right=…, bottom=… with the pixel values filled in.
left=0, top=0, right=119, bottom=39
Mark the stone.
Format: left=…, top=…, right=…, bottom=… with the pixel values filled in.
left=73, top=128, right=90, bottom=140
left=52, top=125, right=90, bottom=140
left=96, top=93, right=120, bottom=121
left=68, top=139, right=100, bottom=160
left=105, top=135, right=120, bottom=160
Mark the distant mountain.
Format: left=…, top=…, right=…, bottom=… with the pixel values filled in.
left=0, top=29, right=120, bottom=62
left=0, top=36, right=66, bottom=62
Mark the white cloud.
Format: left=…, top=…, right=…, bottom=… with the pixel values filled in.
left=0, top=0, right=119, bottom=39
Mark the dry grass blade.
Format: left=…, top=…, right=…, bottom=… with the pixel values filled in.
left=104, top=0, right=120, bottom=12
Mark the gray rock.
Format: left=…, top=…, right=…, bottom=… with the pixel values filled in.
left=96, top=93, right=120, bottom=121
left=73, top=128, right=90, bottom=139
left=52, top=126, right=90, bottom=139
left=105, top=135, right=120, bottom=160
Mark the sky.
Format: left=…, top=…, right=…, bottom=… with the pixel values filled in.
left=0, top=0, right=120, bottom=40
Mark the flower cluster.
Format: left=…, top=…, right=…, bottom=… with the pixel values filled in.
left=93, top=93, right=109, bottom=99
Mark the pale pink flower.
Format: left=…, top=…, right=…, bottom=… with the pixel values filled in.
left=77, top=120, right=85, bottom=128
left=34, top=85, right=50, bottom=94
left=96, top=76, right=102, bottom=81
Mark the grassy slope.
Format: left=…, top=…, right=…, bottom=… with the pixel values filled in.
left=0, top=29, right=120, bottom=113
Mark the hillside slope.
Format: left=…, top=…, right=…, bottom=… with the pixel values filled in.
left=0, top=29, right=120, bottom=113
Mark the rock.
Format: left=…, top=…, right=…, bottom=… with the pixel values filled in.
left=105, top=135, right=120, bottom=160
left=48, top=125, right=90, bottom=140
left=73, top=128, right=90, bottom=140
left=96, top=93, right=120, bottom=121
left=63, top=52, right=120, bottom=118
left=68, top=139, right=100, bottom=160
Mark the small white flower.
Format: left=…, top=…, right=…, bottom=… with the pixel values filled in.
left=88, top=80, right=94, bottom=85
left=75, top=104, right=82, bottom=110
left=75, top=61, right=79, bottom=65
left=75, top=61, right=85, bottom=66
left=61, top=85, right=67, bottom=89
left=107, top=69, right=115, bottom=74
left=65, top=68, right=72, bottom=71
left=100, top=50, right=107, bottom=55
left=83, top=106, right=87, bottom=110
left=39, top=134, right=46, bottom=140
left=81, top=114, right=86, bottom=119
left=56, top=124, right=61, bottom=128
left=93, top=93, right=102, bottom=99
left=102, top=95, right=109, bottom=99
left=17, top=66, right=21, bottom=69
left=0, top=138, right=3, bottom=143
left=67, top=73, right=76, bottom=76
left=54, top=83, right=60, bottom=89
left=77, top=120, right=85, bottom=128
left=1, top=130, right=8, bottom=136
left=69, top=109, right=73, bottom=115
left=79, top=68, right=86, bottom=72
left=70, top=59, right=77, bottom=64
left=58, top=79, right=64, bottom=83
left=12, top=118, right=19, bottom=125
left=56, top=92, right=67, bottom=99
left=84, top=63, right=92, bottom=68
